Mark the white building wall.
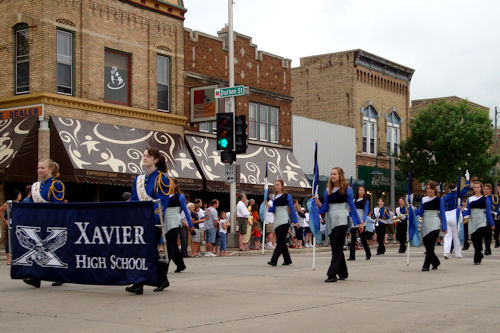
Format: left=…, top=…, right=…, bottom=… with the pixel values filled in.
left=292, top=115, right=356, bottom=180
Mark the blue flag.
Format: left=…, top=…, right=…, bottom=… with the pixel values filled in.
left=10, top=201, right=159, bottom=286
left=259, top=163, right=269, bottom=222
left=308, top=142, right=322, bottom=244
left=407, top=166, right=420, bottom=247
left=456, top=169, right=465, bottom=244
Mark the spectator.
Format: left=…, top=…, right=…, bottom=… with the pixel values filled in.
left=22, top=185, right=32, bottom=203
left=294, top=201, right=305, bottom=249
left=190, top=203, right=204, bottom=257
left=237, top=194, right=250, bottom=250
left=218, top=211, right=230, bottom=256
left=204, top=199, right=219, bottom=256
left=304, top=209, right=313, bottom=247
left=244, top=198, right=254, bottom=249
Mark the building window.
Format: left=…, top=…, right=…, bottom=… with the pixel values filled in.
left=249, top=102, right=280, bottom=143
left=104, top=48, right=131, bottom=106
left=57, top=30, right=73, bottom=95
left=386, top=111, right=401, bottom=156
left=362, top=105, right=378, bottom=154
left=14, top=24, right=29, bottom=94
left=157, top=55, right=169, bottom=112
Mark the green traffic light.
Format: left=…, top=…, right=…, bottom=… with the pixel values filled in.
left=219, top=138, right=229, bottom=148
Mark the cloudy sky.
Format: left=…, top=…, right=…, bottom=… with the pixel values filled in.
left=184, top=0, right=499, bottom=116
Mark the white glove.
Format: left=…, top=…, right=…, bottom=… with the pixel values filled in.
left=465, top=169, right=470, bottom=181
left=406, top=194, right=414, bottom=205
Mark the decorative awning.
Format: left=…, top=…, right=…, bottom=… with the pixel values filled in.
left=186, top=135, right=311, bottom=196
left=51, top=116, right=202, bottom=189
left=0, top=117, right=38, bottom=181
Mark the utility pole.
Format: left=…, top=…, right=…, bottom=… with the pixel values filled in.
left=228, top=0, right=237, bottom=235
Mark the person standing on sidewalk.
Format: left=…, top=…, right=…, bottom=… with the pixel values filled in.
left=237, top=194, right=250, bottom=251
left=348, top=186, right=371, bottom=260
left=266, top=180, right=299, bottom=266
left=204, top=199, right=219, bottom=256
left=315, top=167, right=361, bottom=282
left=415, top=181, right=447, bottom=271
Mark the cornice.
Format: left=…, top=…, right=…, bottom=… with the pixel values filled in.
left=118, top=0, right=186, bottom=20
left=0, top=93, right=187, bottom=126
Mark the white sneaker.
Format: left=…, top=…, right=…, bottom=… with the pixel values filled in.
left=454, top=254, right=463, bottom=258
left=205, top=252, right=216, bottom=257
left=443, top=253, right=450, bottom=259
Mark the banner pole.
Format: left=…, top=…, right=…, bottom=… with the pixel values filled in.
left=7, top=200, right=12, bottom=261
left=312, top=236, right=316, bottom=270
left=154, top=199, right=169, bottom=263
left=261, top=221, right=265, bottom=255
left=406, top=213, right=410, bottom=266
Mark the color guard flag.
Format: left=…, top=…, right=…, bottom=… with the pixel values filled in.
left=307, top=142, right=322, bottom=244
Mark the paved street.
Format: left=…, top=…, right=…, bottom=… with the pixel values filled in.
left=0, top=246, right=499, bottom=333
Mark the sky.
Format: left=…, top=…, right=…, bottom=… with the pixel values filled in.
left=184, top=0, right=500, bottom=117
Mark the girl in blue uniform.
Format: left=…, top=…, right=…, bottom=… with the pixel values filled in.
left=462, top=181, right=495, bottom=265
left=395, top=197, right=409, bottom=253
left=373, top=197, right=391, bottom=255
left=265, top=179, right=299, bottom=266
left=415, top=181, right=447, bottom=271
left=348, top=186, right=371, bottom=260
left=23, top=158, right=65, bottom=288
left=126, top=147, right=173, bottom=295
left=315, top=167, right=361, bottom=283
left=163, top=178, right=193, bottom=273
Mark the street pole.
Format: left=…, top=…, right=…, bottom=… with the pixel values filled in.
left=390, top=155, right=395, bottom=211
left=228, top=0, right=237, bottom=234
left=495, top=106, right=498, bottom=194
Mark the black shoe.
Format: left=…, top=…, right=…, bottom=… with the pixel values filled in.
left=474, top=262, right=481, bottom=265
left=366, top=254, right=371, bottom=260
left=174, top=265, right=186, bottom=273
left=495, top=242, right=500, bottom=248
left=376, top=252, right=383, bottom=255
left=125, top=284, right=143, bottom=295
left=462, top=243, right=470, bottom=251
left=484, top=250, right=491, bottom=256
left=267, top=261, right=277, bottom=266
left=153, top=280, right=170, bottom=292
left=338, top=275, right=348, bottom=280
left=347, top=257, right=355, bottom=261
left=282, top=261, right=292, bottom=266
left=52, top=282, right=64, bottom=286
left=23, top=278, right=41, bottom=288
left=432, top=264, right=440, bottom=270
left=324, top=276, right=337, bottom=283
left=422, top=267, right=430, bottom=271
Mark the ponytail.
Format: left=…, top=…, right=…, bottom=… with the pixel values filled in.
left=39, top=158, right=60, bottom=178
left=146, top=147, right=167, bottom=173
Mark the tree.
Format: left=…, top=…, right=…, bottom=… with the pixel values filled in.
left=398, top=100, right=498, bottom=188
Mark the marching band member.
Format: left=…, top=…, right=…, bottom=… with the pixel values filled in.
left=462, top=181, right=495, bottom=265
left=395, top=197, right=409, bottom=253
left=415, top=181, right=447, bottom=271
left=23, top=158, right=65, bottom=288
left=348, top=186, right=371, bottom=260
left=315, top=167, right=361, bottom=283
left=442, top=173, right=470, bottom=258
left=163, top=178, right=194, bottom=273
left=482, top=184, right=495, bottom=255
left=494, top=184, right=500, bottom=248
left=126, top=147, right=172, bottom=295
left=265, top=179, right=299, bottom=266
left=373, top=197, right=391, bottom=255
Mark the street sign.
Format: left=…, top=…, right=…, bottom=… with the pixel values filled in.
left=225, top=163, right=240, bottom=183
left=215, top=85, right=249, bottom=99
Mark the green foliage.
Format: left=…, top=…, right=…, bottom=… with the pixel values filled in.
left=398, top=100, right=498, bottom=185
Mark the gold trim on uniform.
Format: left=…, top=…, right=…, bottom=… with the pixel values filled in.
left=48, top=179, right=65, bottom=201
left=155, top=172, right=172, bottom=196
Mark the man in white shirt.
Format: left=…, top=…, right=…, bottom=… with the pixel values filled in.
left=237, top=194, right=250, bottom=250
left=204, top=199, right=219, bottom=256
left=264, top=195, right=275, bottom=249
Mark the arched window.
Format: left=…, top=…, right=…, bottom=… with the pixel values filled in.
left=362, top=105, right=378, bottom=154
left=386, top=111, right=401, bottom=156
left=13, top=23, right=29, bottom=94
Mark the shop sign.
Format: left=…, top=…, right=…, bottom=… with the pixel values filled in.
left=0, top=104, right=44, bottom=120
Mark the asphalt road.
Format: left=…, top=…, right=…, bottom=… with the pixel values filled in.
left=0, top=246, right=499, bottom=333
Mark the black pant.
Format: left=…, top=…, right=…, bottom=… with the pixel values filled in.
left=471, top=227, right=486, bottom=264
left=483, top=226, right=492, bottom=253
left=376, top=224, right=386, bottom=254
left=349, top=227, right=371, bottom=259
left=495, top=220, right=500, bottom=245
left=327, top=225, right=348, bottom=278
left=270, top=224, right=292, bottom=264
left=136, top=228, right=168, bottom=288
left=396, top=221, right=408, bottom=252
left=423, top=230, right=440, bottom=269
left=180, top=226, right=189, bottom=257
left=166, top=227, right=185, bottom=270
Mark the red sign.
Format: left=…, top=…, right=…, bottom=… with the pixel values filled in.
left=0, top=105, right=43, bottom=120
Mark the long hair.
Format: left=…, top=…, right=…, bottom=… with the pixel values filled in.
left=39, top=158, right=60, bottom=178
left=274, top=179, right=287, bottom=196
left=327, top=167, right=348, bottom=195
left=473, top=181, right=484, bottom=195
left=355, top=186, right=366, bottom=200
left=146, top=146, right=167, bottom=173
left=426, top=180, right=439, bottom=196
left=170, top=178, right=180, bottom=194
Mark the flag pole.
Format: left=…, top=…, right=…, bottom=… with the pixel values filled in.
left=312, top=140, right=318, bottom=271
left=261, top=162, right=269, bottom=255
left=406, top=161, right=413, bottom=266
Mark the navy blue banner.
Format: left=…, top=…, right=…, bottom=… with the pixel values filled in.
left=10, top=201, right=159, bottom=286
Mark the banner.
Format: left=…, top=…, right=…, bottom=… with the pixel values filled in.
left=10, top=201, right=159, bottom=286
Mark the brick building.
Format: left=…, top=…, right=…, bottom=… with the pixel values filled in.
left=292, top=49, right=414, bottom=207
left=183, top=27, right=310, bottom=205
left=0, top=0, right=202, bottom=202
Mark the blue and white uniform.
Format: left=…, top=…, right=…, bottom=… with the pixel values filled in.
left=463, top=195, right=495, bottom=264
left=29, top=177, right=65, bottom=203
left=372, top=205, right=391, bottom=255
left=348, top=197, right=371, bottom=260
left=442, top=181, right=470, bottom=257
left=268, top=193, right=298, bottom=265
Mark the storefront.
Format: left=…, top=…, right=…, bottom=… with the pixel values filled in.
left=357, top=165, right=407, bottom=209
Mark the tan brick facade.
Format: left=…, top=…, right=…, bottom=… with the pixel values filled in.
left=292, top=50, right=414, bottom=171
left=183, top=28, right=294, bottom=147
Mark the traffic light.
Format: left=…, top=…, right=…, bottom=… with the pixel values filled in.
left=234, top=115, right=248, bottom=154
left=216, top=113, right=234, bottom=151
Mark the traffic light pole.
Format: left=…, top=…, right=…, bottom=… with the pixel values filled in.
left=228, top=0, right=237, bottom=235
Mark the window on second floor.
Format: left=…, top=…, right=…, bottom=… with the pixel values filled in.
left=104, top=48, right=131, bottom=106
left=157, top=55, right=170, bottom=112
left=57, top=30, right=73, bottom=95
left=386, top=111, right=401, bottom=156
left=249, top=102, right=279, bottom=143
left=14, top=24, right=29, bottom=94
left=362, top=105, right=378, bottom=154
